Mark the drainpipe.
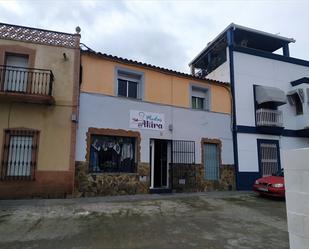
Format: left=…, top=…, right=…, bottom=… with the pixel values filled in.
left=227, top=27, right=240, bottom=190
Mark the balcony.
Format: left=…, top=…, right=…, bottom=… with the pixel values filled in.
left=256, top=108, right=283, bottom=127
left=0, top=65, right=55, bottom=104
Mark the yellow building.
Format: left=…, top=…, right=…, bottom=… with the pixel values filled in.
left=0, top=23, right=80, bottom=198
left=75, top=49, right=235, bottom=196
left=80, top=51, right=231, bottom=114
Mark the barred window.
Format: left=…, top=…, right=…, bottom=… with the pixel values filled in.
left=258, top=141, right=280, bottom=177
left=1, top=129, right=39, bottom=180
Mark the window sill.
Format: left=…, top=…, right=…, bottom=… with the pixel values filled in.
left=0, top=176, right=35, bottom=181
left=191, top=108, right=210, bottom=112
left=117, top=95, right=143, bottom=101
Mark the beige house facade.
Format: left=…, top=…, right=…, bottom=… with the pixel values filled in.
left=0, top=23, right=80, bottom=198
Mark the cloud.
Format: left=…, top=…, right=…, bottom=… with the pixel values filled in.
left=95, top=28, right=188, bottom=70
left=0, top=0, right=309, bottom=72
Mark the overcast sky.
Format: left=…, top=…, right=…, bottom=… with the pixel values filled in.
left=1, top=0, right=308, bottom=72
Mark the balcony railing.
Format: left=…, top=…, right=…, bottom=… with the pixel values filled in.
left=256, top=108, right=283, bottom=127
left=0, top=65, right=54, bottom=104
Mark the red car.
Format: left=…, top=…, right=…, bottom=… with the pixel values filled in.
left=253, top=169, right=285, bottom=198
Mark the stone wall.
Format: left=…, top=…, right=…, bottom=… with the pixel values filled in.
left=75, top=161, right=235, bottom=197
left=172, top=164, right=235, bottom=192
left=74, top=161, right=150, bottom=197
left=172, top=164, right=201, bottom=192
left=197, top=164, right=236, bottom=191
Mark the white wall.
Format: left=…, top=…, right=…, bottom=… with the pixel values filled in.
left=237, top=133, right=309, bottom=172
left=232, top=52, right=309, bottom=173
left=76, top=93, right=234, bottom=165
left=233, top=52, right=309, bottom=130
left=237, top=133, right=280, bottom=172
left=280, top=136, right=309, bottom=150
left=283, top=148, right=309, bottom=249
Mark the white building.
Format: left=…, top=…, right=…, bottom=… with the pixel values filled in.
left=190, top=23, right=309, bottom=190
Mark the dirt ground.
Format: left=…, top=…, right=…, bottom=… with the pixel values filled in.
left=0, top=192, right=288, bottom=249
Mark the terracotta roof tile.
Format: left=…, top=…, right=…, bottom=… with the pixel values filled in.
left=81, top=49, right=229, bottom=86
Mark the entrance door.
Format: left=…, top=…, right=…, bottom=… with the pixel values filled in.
left=204, top=143, right=219, bottom=180
left=150, top=139, right=169, bottom=189
left=4, top=54, right=29, bottom=92
left=257, top=140, right=280, bottom=177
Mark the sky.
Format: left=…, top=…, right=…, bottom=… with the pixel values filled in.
left=0, top=0, right=309, bottom=72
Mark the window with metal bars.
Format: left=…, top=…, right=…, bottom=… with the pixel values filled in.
left=257, top=140, right=280, bottom=177
left=171, top=140, right=197, bottom=189
left=1, top=129, right=39, bottom=180
left=172, top=140, right=195, bottom=164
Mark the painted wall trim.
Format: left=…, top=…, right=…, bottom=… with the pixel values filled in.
left=233, top=46, right=309, bottom=68
left=237, top=125, right=309, bottom=138
left=291, top=77, right=309, bottom=87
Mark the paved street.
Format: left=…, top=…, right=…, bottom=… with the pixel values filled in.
left=0, top=192, right=288, bottom=249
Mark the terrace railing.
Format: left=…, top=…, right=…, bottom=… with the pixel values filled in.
left=256, top=108, right=283, bottom=127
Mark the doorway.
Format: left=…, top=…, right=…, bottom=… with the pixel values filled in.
left=4, top=53, right=29, bottom=92
left=150, top=139, right=170, bottom=190
left=204, top=143, right=220, bottom=180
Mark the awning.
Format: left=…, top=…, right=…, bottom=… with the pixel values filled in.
left=287, top=89, right=303, bottom=99
left=287, top=89, right=304, bottom=104
left=255, top=85, right=287, bottom=106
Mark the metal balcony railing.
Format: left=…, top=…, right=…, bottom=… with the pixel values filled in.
left=0, top=65, right=54, bottom=96
left=256, top=108, right=283, bottom=127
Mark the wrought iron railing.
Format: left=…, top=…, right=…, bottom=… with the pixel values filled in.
left=256, top=108, right=283, bottom=127
left=172, top=140, right=195, bottom=164
left=0, top=65, right=54, bottom=96
left=171, top=140, right=196, bottom=190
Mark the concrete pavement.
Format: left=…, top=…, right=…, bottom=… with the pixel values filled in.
left=0, top=192, right=288, bottom=249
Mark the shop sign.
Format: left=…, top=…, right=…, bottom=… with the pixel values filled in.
left=130, top=110, right=165, bottom=131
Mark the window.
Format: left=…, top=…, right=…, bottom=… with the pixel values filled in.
left=257, top=140, right=280, bottom=177
left=4, top=53, right=29, bottom=92
left=1, top=129, right=39, bottom=180
left=192, top=96, right=204, bottom=109
left=191, top=85, right=209, bottom=110
left=116, top=68, right=143, bottom=99
left=89, top=135, right=136, bottom=173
